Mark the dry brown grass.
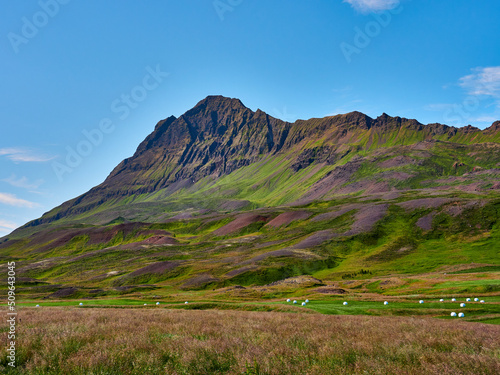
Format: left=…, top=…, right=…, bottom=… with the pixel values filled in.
left=1, top=307, right=499, bottom=374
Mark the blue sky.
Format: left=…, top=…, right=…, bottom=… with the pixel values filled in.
left=1, top=0, right=500, bottom=235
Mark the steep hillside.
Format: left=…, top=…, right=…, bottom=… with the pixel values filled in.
left=0, top=96, right=499, bottom=301
left=12, top=96, right=500, bottom=232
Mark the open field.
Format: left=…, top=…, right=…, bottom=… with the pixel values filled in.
left=6, top=294, right=500, bottom=324
left=1, top=307, right=499, bottom=375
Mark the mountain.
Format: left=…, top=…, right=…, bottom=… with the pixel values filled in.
left=1, top=96, right=499, bottom=299
left=14, top=96, right=500, bottom=230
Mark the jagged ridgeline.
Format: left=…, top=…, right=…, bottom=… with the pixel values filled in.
left=1, top=96, right=499, bottom=295
left=13, top=96, right=500, bottom=229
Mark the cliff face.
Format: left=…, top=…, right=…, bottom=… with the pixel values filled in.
left=103, top=97, right=293, bottom=189
left=23, top=95, right=500, bottom=228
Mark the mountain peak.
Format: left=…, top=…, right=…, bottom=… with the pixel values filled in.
left=485, top=120, right=500, bottom=133
left=337, top=111, right=373, bottom=129
left=375, top=112, right=395, bottom=124
left=192, top=95, right=247, bottom=111
left=460, top=124, right=480, bottom=133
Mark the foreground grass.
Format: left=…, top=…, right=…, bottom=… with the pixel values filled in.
left=1, top=308, right=499, bottom=374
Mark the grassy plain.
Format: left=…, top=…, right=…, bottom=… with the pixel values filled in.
left=1, top=307, right=499, bottom=375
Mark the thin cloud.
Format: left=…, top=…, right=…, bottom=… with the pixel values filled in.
left=344, top=0, right=400, bottom=13
left=0, top=148, right=56, bottom=162
left=469, top=115, right=498, bottom=124
left=459, top=66, right=500, bottom=98
left=327, top=99, right=364, bottom=116
left=0, top=219, right=18, bottom=233
left=0, top=192, right=39, bottom=208
left=424, top=103, right=454, bottom=112
left=331, top=86, right=355, bottom=100
left=2, top=174, right=44, bottom=190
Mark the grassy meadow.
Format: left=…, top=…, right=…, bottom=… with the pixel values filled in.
left=1, top=307, right=499, bottom=375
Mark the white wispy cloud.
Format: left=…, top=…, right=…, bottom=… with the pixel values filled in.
left=459, top=66, right=500, bottom=98
left=470, top=115, right=498, bottom=123
left=326, top=100, right=364, bottom=117
left=0, top=147, right=56, bottom=162
left=0, top=192, right=39, bottom=208
left=332, top=86, right=354, bottom=98
left=423, top=103, right=454, bottom=112
left=2, top=174, right=44, bottom=190
left=0, top=219, right=18, bottom=234
left=344, top=0, right=400, bottom=13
